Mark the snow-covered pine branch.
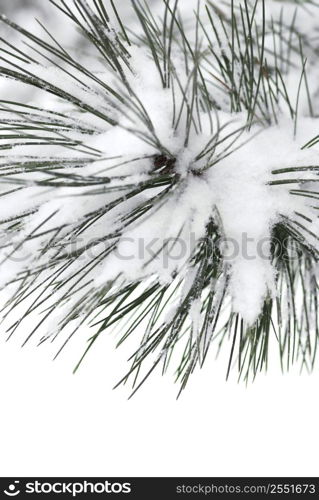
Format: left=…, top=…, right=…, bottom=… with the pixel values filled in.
left=0, top=0, right=318, bottom=394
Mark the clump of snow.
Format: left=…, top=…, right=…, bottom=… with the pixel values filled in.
left=207, top=117, right=319, bottom=322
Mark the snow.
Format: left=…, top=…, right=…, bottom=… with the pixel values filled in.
left=0, top=0, right=318, bottom=344
left=207, top=117, right=319, bottom=322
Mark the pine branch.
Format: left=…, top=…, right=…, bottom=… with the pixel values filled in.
left=0, top=0, right=317, bottom=395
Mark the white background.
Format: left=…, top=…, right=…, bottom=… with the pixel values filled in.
left=0, top=329, right=318, bottom=477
